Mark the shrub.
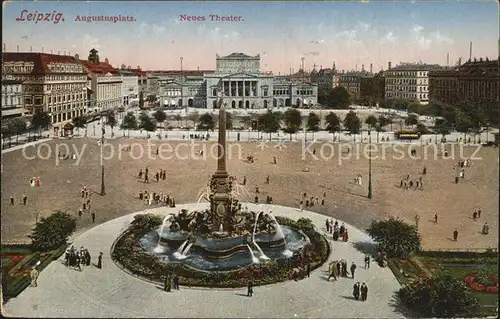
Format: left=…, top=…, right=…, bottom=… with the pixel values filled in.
left=130, top=214, right=163, bottom=231
left=366, top=217, right=421, bottom=257
left=398, top=270, right=480, bottom=317
left=28, top=211, right=76, bottom=251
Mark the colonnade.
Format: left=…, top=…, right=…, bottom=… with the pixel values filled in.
left=221, top=80, right=259, bottom=97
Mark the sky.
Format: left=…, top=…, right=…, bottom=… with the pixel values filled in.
left=2, top=1, right=499, bottom=74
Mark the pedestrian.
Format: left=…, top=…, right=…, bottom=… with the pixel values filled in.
left=273, top=156, right=277, bottom=164
left=255, top=187, right=259, bottom=194
left=10, top=195, right=14, bottom=206
left=22, top=194, right=27, bottom=205
left=364, top=254, right=370, bottom=269
left=455, top=176, right=459, bottom=184
left=453, top=229, right=458, bottom=241
left=265, top=175, right=269, bottom=184
left=173, top=275, right=180, bottom=290
left=422, top=166, right=426, bottom=175
left=91, top=212, right=96, bottom=223
left=78, top=209, right=82, bottom=219
left=360, top=283, right=368, bottom=301
left=434, top=213, right=438, bottom=224
left=473, top=211, right=478, bottom=221
left=414, top=214, right=420, bottom=227
left=138, top=169, right=143, bottom=179
left=247, top=281, right=253, bottom=297
left=321, top=197, right=325, bottom=205
left=325, top=218, right=330, bottom=233
left=254, top=195, right=259, bottom=204
left=242, top=176, right=246, bottom=185
left=299, top=200, right=303, bottom=211
left=353, top=282, right=360, bottom=300
left=164, top=275, right=171, bottom=292
left=30, top=267, right=39, bottom=287
left=306, top=263, right=311, bottom=278
left=156, top=172, right=159, bottom=182
left=482, top=222, right=489, bottom=234
left=97, top=252, right=103, bottom=269
left=350, top=262, right=357, bottom=279
left=477, top=208, right=481, bottom=218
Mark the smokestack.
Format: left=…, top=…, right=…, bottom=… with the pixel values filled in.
left=447, top=53, right=449, bottom=68
left=30, top=46, right=32, bottom=52
left=17, top=45, right=19, bottom=52
left=469, top=41, right=472, bottom=60
left=2, top=43, right=5, bottom=51
left=361, top=64, right=365, bottom=72
left=388, top=61, right=392, bottom=70
left=370, top=63, right=373, bottom=73
left=42, top=46, right=44, bottom=53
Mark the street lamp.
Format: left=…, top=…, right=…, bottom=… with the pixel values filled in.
left=100, top=112, right=106, bottom=196
left=367, top=130, right=373, bottom=199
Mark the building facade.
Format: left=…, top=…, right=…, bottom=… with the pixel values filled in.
left=359, top=71, right=386, bottom=105
left=384, top=63, right=442, bottom=105
left=117, top=69, right=139, bottom=106
left=2, top=52, right=88, bottom=127
left=1, top=75, right=26, bottom=119
left=79, top=49, right=122, bottom=114
left=153, top=53, right=317, bottom=109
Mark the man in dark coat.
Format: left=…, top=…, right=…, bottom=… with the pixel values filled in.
left=247, top=281, right=253, bottom=297
left=350, top=262, right=357, bottom=279
left=306, top=263, right=311, bottom=278
left=97, top=252, right=103, bottom=269
left=360, top=283, right=368, bottom=301
left=353, top=282, right=360, bottom=300
left=336, top=262, right=341, bottom=277
left=173, top=275, right=180, bottom=290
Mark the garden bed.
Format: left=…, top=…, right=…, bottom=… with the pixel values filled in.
left=111, top=215, right=330, bottom=288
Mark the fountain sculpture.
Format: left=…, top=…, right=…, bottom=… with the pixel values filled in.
left=139, top=97, right=308, bottom=271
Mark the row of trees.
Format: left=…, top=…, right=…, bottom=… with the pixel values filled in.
left=1, top=110, right=51, bottom=144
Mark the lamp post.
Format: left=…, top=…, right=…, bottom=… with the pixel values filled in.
left=100, top=112, right=106, bottom=196
left=367, top=130, right=372, bottom=199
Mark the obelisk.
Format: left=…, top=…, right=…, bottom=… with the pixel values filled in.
left=210, top=98, right=232, bottom=231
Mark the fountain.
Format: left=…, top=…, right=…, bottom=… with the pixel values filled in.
left=136, top=97, right=308, bottom=271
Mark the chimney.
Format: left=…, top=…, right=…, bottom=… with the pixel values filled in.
left=370, top=63, right=373, bottom=73
left=30, top=46, right=32, bottom=52
left=388, top=62, right=392, bottom=70
left=17, top=45, right=19, bottom=52
left=2, top=43, right=6, bottom=51
left=42, top=46, right=44, bottom=53
left=361, top=64, right=365, bottom=72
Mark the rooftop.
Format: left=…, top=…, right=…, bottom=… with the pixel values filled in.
left=2, top=52, right=85, bottom=75
left=388, top=63, right=442, bottom=71
left=80, top=60, right=118, bottom=75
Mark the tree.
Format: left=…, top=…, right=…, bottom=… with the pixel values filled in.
left=343, top=111, right=361, bottom=134
left=366, top=217, right=421, bottom=257
left=405, top=114, right=419, bottom=126
left=225, top=111, right=233, bottom=129
left=258, top=110, right=281, bottom=141
left=282, top=108, right=302, bottom=141
left=28, top=211, right=76, bottom=251
left=377, top=115, right=392, bottom=129
left=139, top=90, right=145, bottom=109
left=121, top=111, right=137, bottom=137
left=146, top=95, right=156, bottom=103
left=187, top=111, right=200, bottom=129
left=416, top=123, right=429, bottom=134
left=198, top=112, right=215, bottom=131
left=31, top=110, right=51, bottom=138
left=240, top=115, right=252, bottom=130
left=153, top=110, right=167, bottom=129
left=306, top=112, right=321, bottom=140
left=106, top=112, right=117, bottom=134
left=7, top=117, right=27, bottom=145
left=325, top=112, right=341, bottom=140
left=138, top=112, right=155, bottom=133
left=365, top=115, right=378, bottom=129
left=325, top=86, right=351, bottom=109
left=398, top=270, right=480, bottom=317
left=454, top=111, right=473, bottom=133
left=72, top=116, right=87, bottom=136
left=407, top=101, right=423, bottom=115
left=175, top=114, right=182, bottom=127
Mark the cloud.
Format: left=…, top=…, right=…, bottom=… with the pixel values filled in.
left=430, top=31, right=454, bottom=45
left=310, top=39, right=325, bottom=44
left=305, top=52, right=320, bottom=56
left=380, top=32, right=397, bottom=44
left=82, top=34, right=99, bottom=49
left=412, top=25, right=424, bottom=33
left=410, top=25, right=454, bottom=51
left=357, top=22, right=371, bottom=32
left=336, top=30, right=357, bottom=40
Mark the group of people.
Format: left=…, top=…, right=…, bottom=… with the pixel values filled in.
left=352, top=282, right=369, bottom=301
left=138, top=167, right=167, bottom=184
left=78, top=186, right=95, bottom=223
left=138, top=190, right=176, bottom=207
left=64, top=245, right=102, bottom=271
left=454, top=158, right=471, bottom=183
left=299, top=192, right=326, bottom=211
left=163, top=274, right=180, bottom=292
left=325, top=219, right=349, bottom=242
left=400, top=173, right=424, bottom=191
left=327, top=260, right=357, bottom=281
left=9, top=194, right=28, bottom=206
left=9, top=177, right=41, bottom=206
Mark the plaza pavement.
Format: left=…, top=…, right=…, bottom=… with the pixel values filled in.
left=3, top=203, right=403, bottom=318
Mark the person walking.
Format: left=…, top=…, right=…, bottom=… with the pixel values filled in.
left=453, top=229, right=459, bottom=241
left=477, top=208, right=482, bottom=218
left=434, top=213, right=438, bottom=224
left=364, top=254, right=370, bottom=269
left=172, top=275, right=180, bottom=290
left=91, top=212, right=96, bottom=223
left=306, top=263, right=311, bottom=278
left=22, top=194, right=27, bottom=205
left=10, top=195, right=14, bottom=206
left=473, top=211, right=478, bottom=221
left=353, top=282, right=360, bottom=300
left=360, top=283, right=368, bottom=301
left=97, top=252, right=103, bottom=269
left=247, top=281, right=253, bottom=297
left=414, top=214, right=420, bottom=228
left=350, top=262, right=357, bottom=279
left=30, top=267, right=39, bottom=287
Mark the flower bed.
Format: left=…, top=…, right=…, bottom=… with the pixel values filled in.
left=111, top=215, right=330, bottom=288
left=464, top=274, right=498, bottom=294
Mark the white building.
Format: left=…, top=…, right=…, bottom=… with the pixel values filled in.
left=384, top=62, right=442, bottom=105
left=80, top=49, right=123, bottom=114
left=2, top=52, right=88, bottom=127
left=117, top=69, right=139, bottom=107
left=1, top=75, right=26, bottom=119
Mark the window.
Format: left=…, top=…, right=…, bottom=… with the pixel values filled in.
left=25, top=97, right=32, bottom=105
